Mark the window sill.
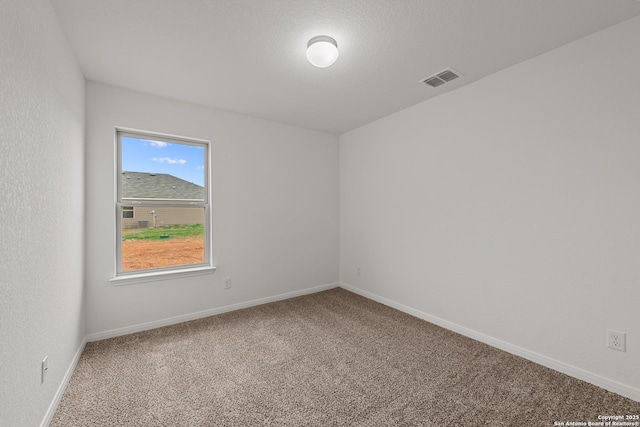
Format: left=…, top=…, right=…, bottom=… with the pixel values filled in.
left=109, top=266, right=217, bottom=286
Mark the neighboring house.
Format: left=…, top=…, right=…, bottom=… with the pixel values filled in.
left=121, top=171, right=205, bottom=228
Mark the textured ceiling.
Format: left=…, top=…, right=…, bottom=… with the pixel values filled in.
left=51, top=0, right=640, bottom=134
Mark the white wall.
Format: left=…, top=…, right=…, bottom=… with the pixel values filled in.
left=85, top=82, right=339, bottom=336
left=340, top=16, right=640, bottom=398
left=0, top=0, right=86, bottom=425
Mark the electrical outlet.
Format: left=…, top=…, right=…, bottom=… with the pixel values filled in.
left=41, top=356, right=48, bottom=384
left=607, top=330, right=626, bottom=352
left=223, top=277, right=231, bottom=289
left=356, top=265, right=361, bottom=276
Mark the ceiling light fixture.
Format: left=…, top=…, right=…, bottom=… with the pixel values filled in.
left=306, top=35, right=339, bottom=68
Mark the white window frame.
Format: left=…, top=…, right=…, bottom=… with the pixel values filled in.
left=112, top=127, right=214, bottom=282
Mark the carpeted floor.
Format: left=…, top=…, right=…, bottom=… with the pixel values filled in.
left=51, top=288, right=639, bottom=426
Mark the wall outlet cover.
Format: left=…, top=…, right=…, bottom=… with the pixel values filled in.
left=607, top=330, right=626, bottom=352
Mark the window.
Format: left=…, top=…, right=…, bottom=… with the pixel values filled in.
left=122, top=206, right=134, bottom=219
left=116, top=129, right=211, bottom=277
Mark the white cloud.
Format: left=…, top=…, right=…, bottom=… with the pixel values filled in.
left=144, top=140, right=168, bottom=148
left=152, top=157, right=187, bottom=165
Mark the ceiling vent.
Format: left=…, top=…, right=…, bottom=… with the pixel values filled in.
left=421, top=68, right=461, bottom=88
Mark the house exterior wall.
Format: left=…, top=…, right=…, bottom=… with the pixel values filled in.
left=123, top=207, right=205, bottom=228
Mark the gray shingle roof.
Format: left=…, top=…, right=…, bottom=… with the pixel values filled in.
left=122, top=171, right=204, bottom=200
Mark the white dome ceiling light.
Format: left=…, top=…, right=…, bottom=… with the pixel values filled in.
left=306, top=35, right=339, bottom=68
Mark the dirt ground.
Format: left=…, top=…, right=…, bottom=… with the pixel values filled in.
left=122, top=237, right=205, bottom=271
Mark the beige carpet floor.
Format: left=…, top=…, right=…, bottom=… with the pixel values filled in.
left=51, top=288, right=639, bottom=426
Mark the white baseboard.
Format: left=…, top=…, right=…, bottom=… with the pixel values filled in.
left=40, top=338, right=86, bottom=427
left=86, top=282, right=339, bottom=342
left=339, top=282, right=640, bottom=403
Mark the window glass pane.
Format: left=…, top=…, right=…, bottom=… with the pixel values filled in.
left=121, top=136, right=205, bottom=201
left=122, top=206, right=134, bottom=219
left=121, top=207, right=205, bottom=271
left=117, top=130, right=210, bottom=276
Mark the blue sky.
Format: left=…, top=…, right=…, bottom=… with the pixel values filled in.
left=122, top=136, right=205, bottom=186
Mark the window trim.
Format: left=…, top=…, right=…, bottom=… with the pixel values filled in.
left=109, top=265, right=216, bottom=286
left=114, top=127, right=213, bottom=279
